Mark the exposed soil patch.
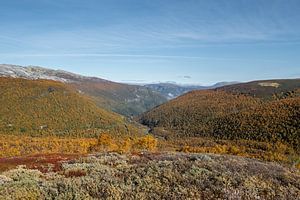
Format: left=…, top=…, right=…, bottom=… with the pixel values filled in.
left=0, top=153, right=84, bottom=173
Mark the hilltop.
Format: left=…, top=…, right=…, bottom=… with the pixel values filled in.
left=217, top=79, right=300, bottom=100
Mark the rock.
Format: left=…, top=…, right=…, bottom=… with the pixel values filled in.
left=0, top=175, right=12, bottom=185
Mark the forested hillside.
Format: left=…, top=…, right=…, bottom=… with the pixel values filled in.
left=139, top=85, right=300, bottom=152
left=0, top=77, right=139, bottom=137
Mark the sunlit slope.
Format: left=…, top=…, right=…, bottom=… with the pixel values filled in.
left=0, top=77, right=138, bottom=137
left=139, top=89, right=300, bottom=151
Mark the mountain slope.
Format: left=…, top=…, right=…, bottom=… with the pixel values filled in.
left=0, top=64, right=167, bottom=116
left=0, top=77, right=139, bottom=137
left=139, top=80, right=300, bottom=152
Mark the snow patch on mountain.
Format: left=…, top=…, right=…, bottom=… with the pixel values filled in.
left=0, top=64, right=106, bottom=83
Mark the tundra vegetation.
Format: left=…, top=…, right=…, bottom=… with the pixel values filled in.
left=0, top=153, right=299, bottom=199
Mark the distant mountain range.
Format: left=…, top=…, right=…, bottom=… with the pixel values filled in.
left=144, top=82, right=238, bottom=99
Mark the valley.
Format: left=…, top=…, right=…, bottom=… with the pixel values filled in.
left=0, top=65, right=299, bottom=199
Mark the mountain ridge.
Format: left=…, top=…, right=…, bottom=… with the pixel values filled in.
left=0, top=64, right=110, bottom=83
left=0, top=64, right=167, bottom=116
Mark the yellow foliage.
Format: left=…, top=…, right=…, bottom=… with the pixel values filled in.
left=181, top=145, right=191, bottom=153
left=133, top=135, right=158, bottom=151
left=96, top=133, right=118, bottom=151
left=274, top=141, right=289, bottom=153
left=119, top=138, right=132, bottom=153
left=159, top=136, right=298, bottom=164
left=93, top=134, right=158, bottom=153
left=212, top=145, right=228, bottom=154
left=0, top=133, right=158, bottom=158
left=228, top=146, right=241, bottom=155
left=0, top=134, right=97, bottom=157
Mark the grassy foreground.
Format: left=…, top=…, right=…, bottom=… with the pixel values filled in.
left=0, top=152, right=299, bottom=200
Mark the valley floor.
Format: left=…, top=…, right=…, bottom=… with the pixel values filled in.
left=0, top=152, right=299, bottom=200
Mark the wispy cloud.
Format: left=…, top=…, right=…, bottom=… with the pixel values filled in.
left=2, top=0, right=300, bottom=55
left=0, top=53, right=290, bottom=64
left=176, top=75, right=192, bottom=80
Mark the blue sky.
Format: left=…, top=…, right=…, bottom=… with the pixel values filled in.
left=0, top=0, right=300, bottom=85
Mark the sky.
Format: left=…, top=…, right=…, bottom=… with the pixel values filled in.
left=0, top=0, right=300, bottom=85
